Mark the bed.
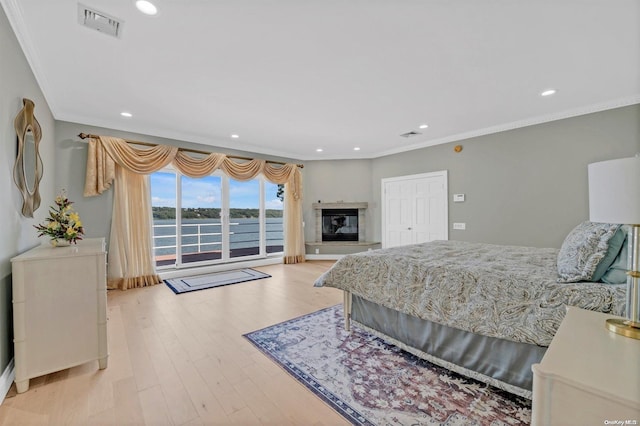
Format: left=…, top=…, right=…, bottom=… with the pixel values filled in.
left=314, top=222, right=628, bottom=398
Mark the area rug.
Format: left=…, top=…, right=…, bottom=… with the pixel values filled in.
left=164, top=268, right=271, bottom=294
left=244, top=305, right=531, bottom=425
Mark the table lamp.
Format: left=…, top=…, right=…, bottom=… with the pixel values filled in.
left=588, top=156, right=640, bottom=339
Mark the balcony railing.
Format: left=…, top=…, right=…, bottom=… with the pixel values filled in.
left=152, top=220, right=283, bottom=266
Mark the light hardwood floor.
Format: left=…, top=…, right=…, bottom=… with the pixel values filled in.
left=0, top=260, right=349, bottom=425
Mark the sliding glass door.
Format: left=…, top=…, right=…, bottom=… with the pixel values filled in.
left=229, top=178, right=260, bottom=259
left=151, top=169, right=283, bottom=268
left=180, top=175, right=223, bottom=265
left=265, top=182, right=284, bottom=253
left=150, top=171, right=177, bottom=267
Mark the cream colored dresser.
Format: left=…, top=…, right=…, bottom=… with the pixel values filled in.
left=10, top=238, right=108, bottom=393
left=531, top=306, right=640, bottom=425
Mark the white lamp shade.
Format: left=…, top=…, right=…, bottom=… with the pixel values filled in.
left=588, top=156, right=640, bottom=225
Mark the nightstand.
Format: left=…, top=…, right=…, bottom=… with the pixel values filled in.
left=531, top=306, right=640, bottom=425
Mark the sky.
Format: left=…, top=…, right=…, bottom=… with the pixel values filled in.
left=150, top=172, right=283, bottom=210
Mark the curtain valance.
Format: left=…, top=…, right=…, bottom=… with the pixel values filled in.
left=84, top=136, right=303, bottom=198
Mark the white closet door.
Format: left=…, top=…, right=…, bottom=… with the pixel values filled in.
left=382, top=171, right=448, bottom=248
left=384, top=179, right=415, bottom=248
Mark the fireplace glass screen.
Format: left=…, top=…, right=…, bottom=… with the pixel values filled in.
left=322, top=209, right=358, bottom=242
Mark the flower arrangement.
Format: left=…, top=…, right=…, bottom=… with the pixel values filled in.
left=34, top=190, right=84, bottom=245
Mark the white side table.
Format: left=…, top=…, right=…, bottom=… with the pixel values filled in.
left=531, top=306, right=640, bottom=425
left=11, top=238, right=108, bottom=393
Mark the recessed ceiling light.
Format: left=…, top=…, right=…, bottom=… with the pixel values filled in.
left=540, top=89, right=557, bottom=97
left=120, top=112, right=132, bottom=118
left=316, top=148, right=323, bottom=152
left=419, top=124, right=429, bottom=129
left=231, top=134, right=239, bottom=139
left=353, top=147, right=361, bottom=151
left=135, top=0, right=158, bottom=15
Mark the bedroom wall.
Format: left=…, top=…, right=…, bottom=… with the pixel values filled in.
left=54, top=121, right=301, bottom=246
left=369, top=104, right=640, bottom=248
left=302, top=105, right=640, bottom=249
left=0, top=4, right=56, bottom=395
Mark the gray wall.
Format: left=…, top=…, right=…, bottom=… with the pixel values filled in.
left=0, top=5, right=56, bottom=381
left=303, top=105, right=640, bottom=249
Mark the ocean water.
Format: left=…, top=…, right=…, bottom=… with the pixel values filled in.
left=153, top=218, right=283, bottom=255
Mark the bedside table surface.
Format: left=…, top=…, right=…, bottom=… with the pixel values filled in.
left=539, top=306, right=640, bottom=402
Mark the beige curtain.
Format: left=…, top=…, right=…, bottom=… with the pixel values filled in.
left=84, top=136, right=305, bottom=289
left=108, top=167, right=160, bottom=289
left=283, top=176, right=305, bottom=264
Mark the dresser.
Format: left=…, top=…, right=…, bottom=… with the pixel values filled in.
left=10, top=238, right=108, bottom=393
left=531, top=306, right=640, bottom=425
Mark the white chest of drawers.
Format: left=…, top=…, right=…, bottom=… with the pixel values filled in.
left=10, top=238, right=108, bottom=393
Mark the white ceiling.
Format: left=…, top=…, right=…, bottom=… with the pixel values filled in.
left=3, top=0, right=640, bottom=161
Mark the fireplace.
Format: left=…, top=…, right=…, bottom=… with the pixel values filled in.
left=322, top=209, right=358, bottom=242
left=312, top=202, right=368, bottom=243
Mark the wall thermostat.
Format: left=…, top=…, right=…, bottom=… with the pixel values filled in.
left=453, top=194, right=465, bottom=202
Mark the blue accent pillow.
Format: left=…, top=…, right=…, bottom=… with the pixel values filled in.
left=601, top=232, right=629, bottom=284
left=592, top=225, right=627, bottom=282
left=557, top=221, right=621, bottom=283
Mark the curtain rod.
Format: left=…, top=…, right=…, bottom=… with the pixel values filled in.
left=77, top=133, right=303, bottom=168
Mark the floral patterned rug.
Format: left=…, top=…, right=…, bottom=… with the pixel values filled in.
left=244, top=305, right=531, bottom=426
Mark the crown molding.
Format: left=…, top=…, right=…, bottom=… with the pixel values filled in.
left=1, top=0, right=59, bottom=115
left=373, top=95, right=640, bottom=159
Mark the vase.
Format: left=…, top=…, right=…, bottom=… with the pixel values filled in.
left=50, top=238, right=71, bottom=247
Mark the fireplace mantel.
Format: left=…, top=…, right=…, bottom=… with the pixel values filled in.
left=312, top=202, right=368, bottom=210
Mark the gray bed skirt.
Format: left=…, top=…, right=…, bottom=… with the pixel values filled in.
left=351, top=295, right=546, bottom=399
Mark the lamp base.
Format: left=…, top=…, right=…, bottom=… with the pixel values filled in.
left=605, top=318, right=640, bottom=340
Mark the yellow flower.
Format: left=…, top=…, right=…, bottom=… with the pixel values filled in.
left=35, top=190, right=84, bottom=243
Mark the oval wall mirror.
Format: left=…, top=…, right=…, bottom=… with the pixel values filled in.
left=13, top=98, right=43, bottom=217
left=23, top=131, right=37, bottom=193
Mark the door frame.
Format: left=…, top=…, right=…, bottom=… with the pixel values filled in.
left=381, top=170, right=448, bottom=248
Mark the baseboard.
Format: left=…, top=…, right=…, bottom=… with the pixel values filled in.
left=158, top=256, right=284, bottom=280
left=305, top=254, right=345, bottom=260
left=0, top=358, right=15, bottom=405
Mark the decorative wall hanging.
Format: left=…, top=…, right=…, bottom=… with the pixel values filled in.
left=13, top=98, right=43, bottom=217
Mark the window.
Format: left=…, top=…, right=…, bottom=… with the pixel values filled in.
left=180, top=175, right=222, bottom=264
left=265, top=182, right=284, bottom=254
left=150, top=169, right=283, bottom=268
left=150, top=171, right=177, bottom=267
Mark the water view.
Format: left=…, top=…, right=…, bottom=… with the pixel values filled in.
left=150, top=172, right=284, bottom=266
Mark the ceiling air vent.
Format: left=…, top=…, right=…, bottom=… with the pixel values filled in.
left=399, top=131, right=422, bottom=138
left=77, top=4, right=123, bottom=38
